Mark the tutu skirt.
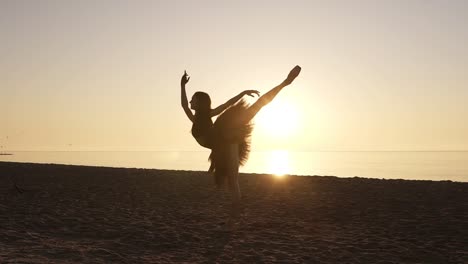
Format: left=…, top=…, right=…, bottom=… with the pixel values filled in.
left=208, top=100, right=253, bottom=187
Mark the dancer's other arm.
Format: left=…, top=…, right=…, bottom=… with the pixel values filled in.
left=181, top=71, right=194, bottom=122
left=211, top=90, right=259, bottom=117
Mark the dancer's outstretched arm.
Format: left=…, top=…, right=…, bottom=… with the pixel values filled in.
left=210, top=90, right=259, bottom=117
left=180, top=71, right=194, bottom=122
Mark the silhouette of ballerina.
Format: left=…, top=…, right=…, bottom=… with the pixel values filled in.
left=180, top=65, right=301, bottom=227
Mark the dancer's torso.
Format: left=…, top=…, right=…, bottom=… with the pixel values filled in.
left=194, top=136, right=212, bottom=149
left=191, top=115, right=214, bottom=149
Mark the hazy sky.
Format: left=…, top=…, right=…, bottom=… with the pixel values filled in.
left=1, top=0, right=467, bottom=151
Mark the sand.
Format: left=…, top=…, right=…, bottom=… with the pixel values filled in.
left=0, top=161, right=467, bottom=263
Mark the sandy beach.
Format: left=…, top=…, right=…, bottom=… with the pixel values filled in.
left=0, top=161, right=467, bottom=263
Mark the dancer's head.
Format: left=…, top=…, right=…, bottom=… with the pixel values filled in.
left=190, top=91, right=211, bottom=114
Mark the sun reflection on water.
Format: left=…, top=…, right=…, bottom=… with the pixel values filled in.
left=268, top=150, right=290, bottom=177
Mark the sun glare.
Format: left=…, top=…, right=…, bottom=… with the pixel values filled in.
left=256, top=100, right=299, bottom=138
left=268, top=150, right=290, bottom=177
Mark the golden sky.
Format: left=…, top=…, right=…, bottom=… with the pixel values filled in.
left=1, top=0, right=467, bottom=151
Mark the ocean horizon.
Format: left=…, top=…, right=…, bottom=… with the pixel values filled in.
left=1, top=151, right=467, bottom=182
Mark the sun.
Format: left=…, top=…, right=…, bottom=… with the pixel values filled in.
left=267, top=150, right=290, bottom=177
left=255, top=100, right=299, bottom=138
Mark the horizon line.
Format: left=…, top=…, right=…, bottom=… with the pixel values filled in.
left=2, top=149, right=468, bottom=153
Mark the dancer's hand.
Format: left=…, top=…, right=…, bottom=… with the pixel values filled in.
left=283, top=65, right=301, bottom=85
left=243, top=90, right=260, bottom=97
left=181, top=70, right=190, bottom=86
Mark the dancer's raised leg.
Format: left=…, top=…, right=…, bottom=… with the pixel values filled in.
left=240, top=65, right=301, bottom=124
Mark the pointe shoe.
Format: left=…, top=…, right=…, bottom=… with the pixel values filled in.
left=285, top=65, right=301, bottom=85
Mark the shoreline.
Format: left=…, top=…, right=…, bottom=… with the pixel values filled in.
left=0, top=161, right=465, bottom=183
left=1, top=161, right=467, bottom=263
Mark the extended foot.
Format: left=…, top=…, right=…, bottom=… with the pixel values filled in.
left=284, top=65, right=301, bottom=85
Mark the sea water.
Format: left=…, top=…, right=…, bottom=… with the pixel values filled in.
left=1, top=151, right=467, bottom=182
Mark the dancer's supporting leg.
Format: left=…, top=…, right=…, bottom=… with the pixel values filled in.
left=226, top=143, right=241, bottom=224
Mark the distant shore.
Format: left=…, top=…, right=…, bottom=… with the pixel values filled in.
left=0, top=161, right=467, bottom=263
left=0, top=153, right=12, bottom=155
